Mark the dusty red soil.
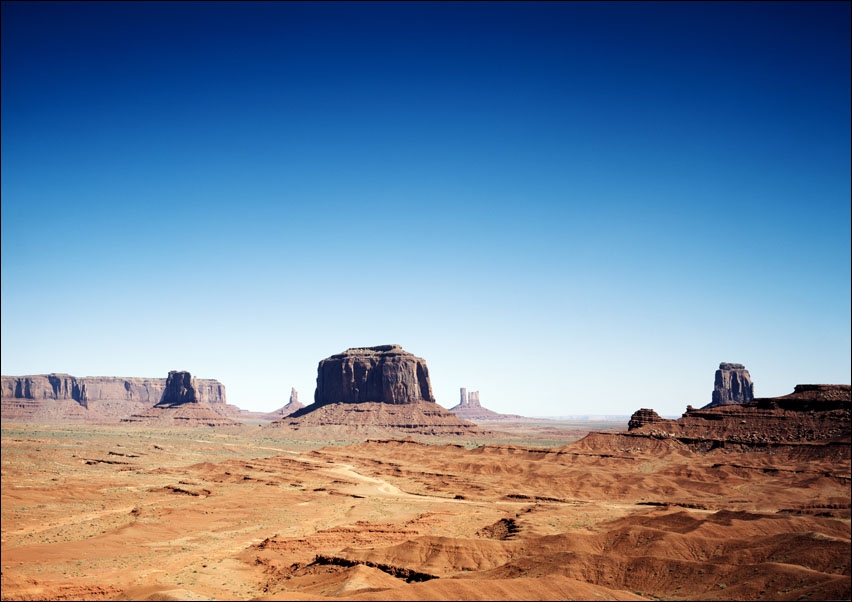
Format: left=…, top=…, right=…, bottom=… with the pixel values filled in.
left=1, top=421, right=849, bottom=601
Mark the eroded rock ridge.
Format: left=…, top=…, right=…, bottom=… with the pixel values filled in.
left=627, top=384, right=850, bottom=449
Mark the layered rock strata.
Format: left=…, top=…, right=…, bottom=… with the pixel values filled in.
left=1, top=374, right=226, bottom=405
left=627, top=384, right=850, bottom=449
left=706, top=362, right=754, bottom=408
left=122, top=370, right=242, bottom=427
left=274, top=401, right=485, bottom=437
left=2, top=373, right=227, bottom=423
left=314, top=345, right=434, bottom=406
left=120, top=403, right=243, bottom=428
left=627, top=408, right=668, bottom=430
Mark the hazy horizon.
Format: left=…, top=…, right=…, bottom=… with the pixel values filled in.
left=2, top=2, right=850, bottom=417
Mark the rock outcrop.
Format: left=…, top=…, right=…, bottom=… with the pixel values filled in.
left=233, top=389, right=306, bottom=422
left=121, top=403, right=243, bottom=428
left=156, top=371, right=199, bottom=407
left=272, top=345, right=484, bottom=437
left=273, top=400, right=486, bottom=437
left=627, top=408, right=668, bottom=430
left=1, top=374, right=226, bottom=406
left=2, top=373, right=228, bottom=423
left=625, top=384, right=850, bottom=450
left=280, top=387, right=305, bottom=415
left=122, top=371, right=242, bottom=428
left=705, top=362, right=754, bottom=408
left=449, top=387, right=526, bottom=421
left=314, top=345, right=434, bottom=406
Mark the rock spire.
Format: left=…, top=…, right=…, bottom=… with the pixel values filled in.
left=706, top=362, right=754, bottom=408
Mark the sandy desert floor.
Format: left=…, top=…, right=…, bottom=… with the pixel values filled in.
left=1, top=421, right=849, bottom=601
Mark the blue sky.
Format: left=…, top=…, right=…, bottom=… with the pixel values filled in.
left=2, top=1, right=850, bottom=417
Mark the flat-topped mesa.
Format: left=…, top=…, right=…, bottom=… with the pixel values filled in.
left=1, top=373, right=86, bottom=404
left=314, top=345, right=434, bottom=407
left=1, top=373, right=229, bottom=422
left=275, top=345, right=484, bottom=436
left=706, top=362, right=754, bottom=408
left=155, top=371, right=199, bottom=407
left=1, top=374, right=226, bottom=405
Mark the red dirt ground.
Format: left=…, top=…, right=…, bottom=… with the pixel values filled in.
left=1, top=421, right=849, bottom=601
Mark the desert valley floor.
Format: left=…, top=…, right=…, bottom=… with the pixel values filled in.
left=1, top=420, right=850, bottom=601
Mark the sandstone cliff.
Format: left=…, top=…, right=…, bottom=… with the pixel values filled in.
left=2, top=373, right=226, bottom=422
left=121, top=403, right=244, bottom=428
left=275, top=345, right=484, bottom=437
left=314, top=345, right=434, bottom=406
left=705, top=362, right=754, bottom=408
left=122, top=371, right=242, bottom=427
left=627, top=384, right=850, bottom=450
left=155, top=371, right=199, bottom=407
left=1, top=374, right=226, bottom=404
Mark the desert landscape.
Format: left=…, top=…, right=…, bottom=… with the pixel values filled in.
left=2, top=349, right=850, bottom=601
left=4, top=3, right=850, bottom=601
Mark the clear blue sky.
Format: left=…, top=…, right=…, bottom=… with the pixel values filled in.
left=2, top=1, right=850, bottom=417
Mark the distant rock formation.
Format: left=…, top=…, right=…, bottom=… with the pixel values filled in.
left=156, top=370, right=198, bottom=406
left=705, top=362, right=754, bottom=408
left=1, top=373, right=226, bottom=422
left=314, top=345, right=434, bottom=406
left=273, top=346, right=484, bottom=437
left=626, top=384, right=850, bottom=449
left=272, top=401, right=486, bottom=437
left=627, top=408, right=668, bottom=430
left=121, top=403, right=243, bottom=428
left=456, top=388, right=481, bottom=408
left=243, top=388, right=306, bottom=421
left=449, top=387, right=526, bottom=421
left=1, top=373, right=226, bottom=406
left=280, top=387, right=305, bottom=415
left=459, top=390, right=481, bottom=408
left=4, top=374, right=149, bottom=406
left=122, top=370, right=242, bottom=427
